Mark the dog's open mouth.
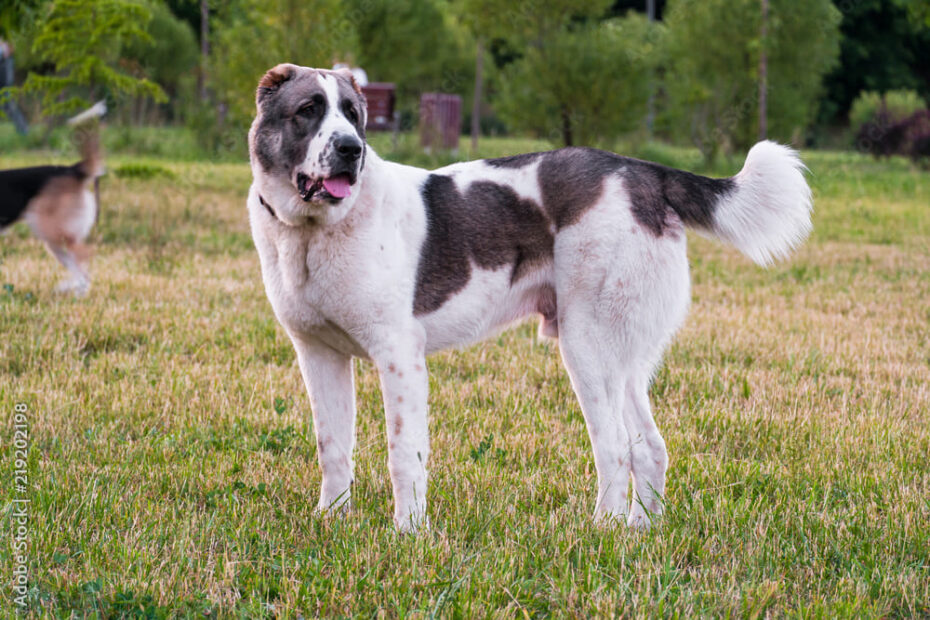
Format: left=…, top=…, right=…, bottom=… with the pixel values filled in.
left=297, top=173, right=354, bottom=202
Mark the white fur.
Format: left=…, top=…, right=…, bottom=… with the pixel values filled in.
left=66, top=100, right=107, bottom=126
left=710, top=140, right=813, bottom=266
left=249, top=126, right=812, bottom=531
left=294, top=74, right=363, bottom=191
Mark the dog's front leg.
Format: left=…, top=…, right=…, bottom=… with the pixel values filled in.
left=292, top=336, right=356, bottom=515
left=373, top=330, right=430, bottom=532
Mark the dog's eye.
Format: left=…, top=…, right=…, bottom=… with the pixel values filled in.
left=297, top=95, right=324, bottom=117
left=342, top=101, right=358, bottom=123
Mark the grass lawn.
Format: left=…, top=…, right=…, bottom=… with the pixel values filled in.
left=1, top=132, right=928, bottom=617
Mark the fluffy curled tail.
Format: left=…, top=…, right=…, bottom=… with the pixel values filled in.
left=704, top=141, right=813, bottom=266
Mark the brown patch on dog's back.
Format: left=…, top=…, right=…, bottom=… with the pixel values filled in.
left=413, top=175, right=553, bottom=315
left=536, top=147, right=735, bottom=238
left=484, top=152, right=544, bottom=169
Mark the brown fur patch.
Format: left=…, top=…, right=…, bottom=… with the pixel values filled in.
left=29, top=176, right=89, bottom=244
left=257, top=63, right=298, bottom=104
left=414, top=175, right=554, bottom=315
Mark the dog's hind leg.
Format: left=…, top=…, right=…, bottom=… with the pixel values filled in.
left=554, top=184, right=691, bottom=527
left=625, top=372, right=668, bottom=529
left=557, top=305, right=633, bottom=524
left=292, top=336, right=357, bottom=515
left=47, top=240, right=91, bottom=296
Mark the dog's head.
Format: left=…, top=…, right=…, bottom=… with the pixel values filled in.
left=249, top=64, right=368, bottom=223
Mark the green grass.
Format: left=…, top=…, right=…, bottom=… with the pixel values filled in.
left=1, top=131, right=928, bottom=617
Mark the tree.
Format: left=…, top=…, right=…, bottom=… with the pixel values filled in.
left=817, top=0, right=930, bottom=127
left=496, top=12, right=658, bottom=147
left=896, top=0, right=930, bottom=28
left=663, top=0, right=841, bottom=159
left=0, top=0, right=44, bottom=37
left=121, top=2, right=199, bottom=104
left=15, top=0, right=166, bottom=117
left=347, top=0, right=474, bottom=120
left=459, top=0, right=497, bottom=154
left=209, top=0, right=352, bottom=124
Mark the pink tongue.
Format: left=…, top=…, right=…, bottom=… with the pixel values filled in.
left=322, top=176, right=351, bottom=198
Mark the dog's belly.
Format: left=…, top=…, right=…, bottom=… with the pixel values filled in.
left=417, top=262, right=556, bottom=353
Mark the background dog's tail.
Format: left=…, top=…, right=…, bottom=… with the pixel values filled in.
left=67, top=100, right=107, bottom=127
left=672, top=141, right=813, bottom=266
left=70, top=100, right=107, bottom=179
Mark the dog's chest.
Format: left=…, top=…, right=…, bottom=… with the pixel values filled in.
left=253, top=212, right=416, bottom=357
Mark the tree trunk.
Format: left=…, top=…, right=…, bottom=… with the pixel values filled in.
left=199, top=0, right=209, bottom=102
left=758, top=0, right=768, bottom=140
left=561, top=106, right=573, bottom=146
left=646, top=0, right=656, bottom=137
left=470, top=38, right=484, bottom=156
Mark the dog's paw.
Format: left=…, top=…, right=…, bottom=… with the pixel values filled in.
left=628, top=495, right=664, bottom=531
left=627, top=504, right=664, bottom=531
left=394, top=512, right=429, bottom=535
left=315, top=495, right=352, bottom=518
left=55, top=279, right=89, bottom=297
left=626, top=512, right=653, bottom=531
left=593, top=509, right=628, bottom=529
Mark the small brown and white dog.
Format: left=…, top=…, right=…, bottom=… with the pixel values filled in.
left=0, top=102, right=106, bottom=296
left=247, top=65, right=812, bottom=532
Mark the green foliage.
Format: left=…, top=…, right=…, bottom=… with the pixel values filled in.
left=14, top=0, right=167, bottom=117
left=896, top=0, right=930, bottom=27
left=480, top=0, right=613, bottom=43
left=817, top=0, right=930, bottom=128
left=121, top=0, right=199, bottom=98
left=663, top=0, right=841, bottom=158
left=496, top=13, right=658, bottom=146
left=210, top=0, right=353, bottom=126
left=849, top=89, right=926, bottom=134
left=113, top=162, right=177, bottom=180
left=348, top=0, right=474, bottom=117
left=0, top=0, right=43, bottom=36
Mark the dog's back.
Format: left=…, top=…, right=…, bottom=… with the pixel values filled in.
left=0, top=163, right=86, bottom=229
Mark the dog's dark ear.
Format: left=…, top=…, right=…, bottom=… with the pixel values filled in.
left=334, top=68, right=363, bottom=97
left=257, top=64, right=297, bottom=105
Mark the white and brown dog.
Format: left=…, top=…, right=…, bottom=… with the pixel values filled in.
left=247, top=64, right=812, bottom=532
left=0, top=102, right=106, bottom=296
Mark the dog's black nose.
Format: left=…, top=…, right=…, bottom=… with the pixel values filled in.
left=334, top=135, right=363, bottom=162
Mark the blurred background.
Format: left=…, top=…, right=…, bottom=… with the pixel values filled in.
left=1, top=0, right=929, bottom=164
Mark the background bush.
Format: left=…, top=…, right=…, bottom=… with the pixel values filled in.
left=849, top=89, right=926, bottom=135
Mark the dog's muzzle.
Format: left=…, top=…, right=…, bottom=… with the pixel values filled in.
left=296, top=134, right=363, bottom=203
